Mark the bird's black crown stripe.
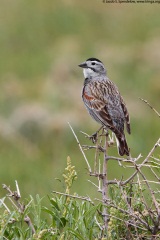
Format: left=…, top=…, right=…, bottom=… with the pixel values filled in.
left=86, top=58, right=102, bottom=63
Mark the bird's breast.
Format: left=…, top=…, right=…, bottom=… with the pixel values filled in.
left=83, top=90, right=94, bottom=101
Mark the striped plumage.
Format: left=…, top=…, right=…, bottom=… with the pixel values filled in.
left=79, top=58, right=131, bottom=156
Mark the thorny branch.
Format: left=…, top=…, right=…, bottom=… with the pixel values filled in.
left=69, top=108, right=160, bottom=237
left=101, top=132, right=109, bottom=232
left=52, top=190, right=94, bottom=205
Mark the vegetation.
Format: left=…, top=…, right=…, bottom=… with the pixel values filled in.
left=0, top=0, right=160, bottom=239
left=0, top=0, right=160, bottom=197
left=1, top=133, right=160, bottom=239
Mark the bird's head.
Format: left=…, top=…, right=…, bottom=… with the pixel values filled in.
left=78, top=58, right=106, bottom=78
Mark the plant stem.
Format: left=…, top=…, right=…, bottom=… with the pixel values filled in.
left=102, top=132, right=108, bottom=233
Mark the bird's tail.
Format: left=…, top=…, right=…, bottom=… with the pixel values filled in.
left=115, top=134, right=130, bottom=156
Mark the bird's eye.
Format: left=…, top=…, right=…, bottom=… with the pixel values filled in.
left=91, top=62, right=96, bottom=65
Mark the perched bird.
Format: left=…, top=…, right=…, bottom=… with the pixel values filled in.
left=78, top=58, right=131, bottom=156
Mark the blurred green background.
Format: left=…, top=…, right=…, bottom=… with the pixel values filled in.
left=0, top=0, right=159, bottom=199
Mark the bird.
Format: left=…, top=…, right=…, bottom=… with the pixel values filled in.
left=78, top=57, right=131, bottom=156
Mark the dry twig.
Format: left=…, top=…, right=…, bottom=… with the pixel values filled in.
left=139, top=98, right=160, bottom=118
left=68, top=122, right=92, bottom=172
left=2, top=181, right=35, bottom=235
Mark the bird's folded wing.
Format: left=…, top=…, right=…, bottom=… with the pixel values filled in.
left=83, top=91, right=121, bottom=136
left=120, top=96, right=131, bottom=134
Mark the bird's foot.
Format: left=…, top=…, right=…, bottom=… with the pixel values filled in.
left=89, top=126, right=104, bottom=143
left=80, top=126, right=103, bottom=144
left=80, top=131, right=98, bottom=143
left=89, top=132, right=98, bottom=143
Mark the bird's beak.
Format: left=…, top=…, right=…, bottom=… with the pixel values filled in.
left=78, top=61, right=88, bottom=68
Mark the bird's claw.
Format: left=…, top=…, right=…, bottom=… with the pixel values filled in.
left=89, top=132, right=98, bottom=143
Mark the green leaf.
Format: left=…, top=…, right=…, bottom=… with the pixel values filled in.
left=42, top=207, right=55, bottom=216
left=68, top=228, right=85, bottom=240
left=60, top=217, right=67, bottom=227
left=50, top=198, right=60, bottom=211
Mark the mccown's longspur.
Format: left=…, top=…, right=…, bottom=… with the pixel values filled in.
left=78, top=58, right=131, bottom=156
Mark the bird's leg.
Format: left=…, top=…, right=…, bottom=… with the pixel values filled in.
left=89, top=126, right=103, bottom=143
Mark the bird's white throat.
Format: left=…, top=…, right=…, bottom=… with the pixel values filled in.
left=83, top=68, right=95, bottom=78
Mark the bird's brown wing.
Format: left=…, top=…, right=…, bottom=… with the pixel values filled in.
left=82, top=80, right=130, bottom=156
left=82, top=83, right=122, bottom=137
left=120, top=95, right=131, bottom=134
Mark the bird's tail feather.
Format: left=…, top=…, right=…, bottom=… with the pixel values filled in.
left=115, top=135, right=130, bottom=156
